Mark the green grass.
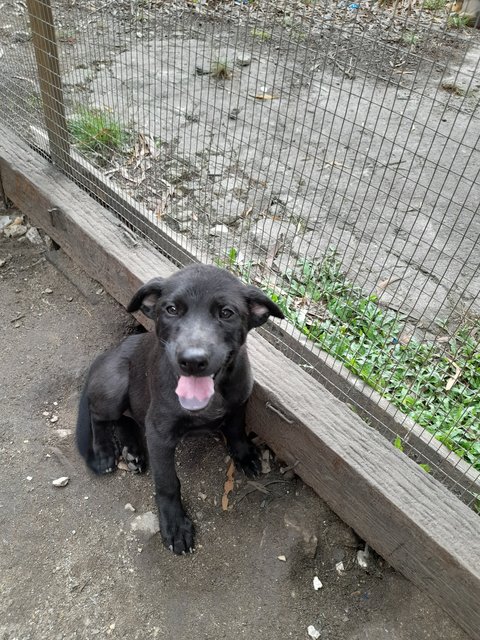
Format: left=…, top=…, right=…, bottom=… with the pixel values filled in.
left=69, top=108, right=127, bottom=156
left=448, top=13, right=471, bottom=28
left=423, top=0, right=447, bottom=9
left=224, top=248, right=480, bottom=471
left=250, top=28, right=272, bottom=41
left=402, top=30, right=421, bottom=45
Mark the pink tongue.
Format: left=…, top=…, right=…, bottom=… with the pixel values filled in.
left=175, top=375, right=215, bottom=411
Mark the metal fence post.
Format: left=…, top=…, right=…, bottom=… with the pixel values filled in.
left=26, top=0, right=70, bottom=171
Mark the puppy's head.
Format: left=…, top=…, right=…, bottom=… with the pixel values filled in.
left=127, top=265, right=283, bottom=411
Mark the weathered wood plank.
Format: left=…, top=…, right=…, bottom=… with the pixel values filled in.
left=26, top=0, right=70, bottom=170
left=1, top=125, right=479, bottom=639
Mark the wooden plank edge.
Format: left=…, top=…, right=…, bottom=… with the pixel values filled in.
left=1, top=127, right=479, bottom=639
left=26, top=124, right=480, bottom=499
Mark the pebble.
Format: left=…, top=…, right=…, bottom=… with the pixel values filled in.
left=130, top=511, right=160, bottom=537
left=124, top=503, right=136, bottom=512
left=307, top=625, right=321, bottom=639
left=277, top=555, right=287, bottom=562
left=43, top=288, right=53, bottom=294
left=4, top=224, right=27, bottom=239
left=50, top=415, right=59, bottom=423
left=335, top=561, right=345, bottom=575
left=209, top=224, right=229, bottom=236
left=26, top=227, right=43, bottom=245
left=52, top=476, right=69, bottom=487
left=313, top=576, right=323, bottom=590
left=235, top=55, right=251, bottom=67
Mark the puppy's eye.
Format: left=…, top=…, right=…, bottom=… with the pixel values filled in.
left=166, top=305, right=178, bottom=316
left=219, top=307, right=234, bottom=319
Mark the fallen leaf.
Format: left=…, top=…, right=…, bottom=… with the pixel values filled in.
left=377, top=276, right=401, bottom=290
left=249, top=93, right=279, bottom=100
left=221, top=460, right=235, bottom=511
left=445, top=361, right=462, bottom=391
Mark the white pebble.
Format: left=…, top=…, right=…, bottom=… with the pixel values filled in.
left=313, top=576, right=323, bottom=590
left=52, top=476, right=69, bottom=487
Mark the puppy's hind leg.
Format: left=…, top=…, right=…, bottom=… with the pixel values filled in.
left=76, top=388, right=118, bottom=474
left=77, top=346, right=131, bottom=474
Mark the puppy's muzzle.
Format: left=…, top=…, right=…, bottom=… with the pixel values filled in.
left=177, top=347, right=209, bottom=376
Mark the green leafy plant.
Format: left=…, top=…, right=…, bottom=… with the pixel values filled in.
left=448, top=13, right=471, bottom=27
left=210, top=60, right=233, bottom=81
left=261, top=252, right=480, bottom=471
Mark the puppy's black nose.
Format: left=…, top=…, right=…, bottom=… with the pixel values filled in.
left=178, top=347, right=209, bottom=375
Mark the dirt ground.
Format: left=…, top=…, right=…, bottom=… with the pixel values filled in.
left=0, top=212, right=471, bottom=640
left=1, top=0, right=479, bottom=335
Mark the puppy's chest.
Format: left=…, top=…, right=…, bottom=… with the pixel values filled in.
left=178, top=411, right=225, bottom=438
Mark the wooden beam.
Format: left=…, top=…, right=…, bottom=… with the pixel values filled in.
left=1, top=126, right=479, bottom=639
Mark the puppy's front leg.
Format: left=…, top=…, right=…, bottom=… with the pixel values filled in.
left=222, top=402, right=261, bottom=478
left=146, top=425, right=194, bottom=554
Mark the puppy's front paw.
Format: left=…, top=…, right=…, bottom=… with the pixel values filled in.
left=159, top=508, right=195, bottom=555
left=232, top=445, right=261, bottom=478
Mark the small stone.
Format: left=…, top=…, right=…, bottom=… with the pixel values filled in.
left=209, top=224, right=229, bottom=237
left=67, top=296, right=73, bottom=302
left=130, top=511, right=160, bottom=537
left=198, top=492, right=207, bottom=501
left=235, top=55, right=251, bottom=67
left=228, top=108, right=242, bottom=120
left=26, top=476, right=33, bottom=481
left=54, top=429, right=72, bottom=438
left=26, top=227, right=43, bottom=245
left=42, top=411, right=50, bottom=417
left=52, top=476, right=69, bottom=487
left=0, top=216, right=12, bottom=231
left=96, top=288, right=104, bottom=295
left=277, top=555, right=287, bottom=562
left=50, top=415, right=59, bottom=423
left=261, top=449, right=271, bottom=474
left=4, top=223, right=27, bottom=239
left=12, top=30, right=30, bottom=43
left=357, top=544, right=370, bottom=569
left=313, top=576, right=323, bottom=590
left=195, top=63, right=211, bottom=76
left=335, top=561, right=345, bottom=575
left=307, top=625, right=321, bottom=639
left=43, top=234, right=55, bottom=251
left=43, top=288, right=53, bottom=294
left=124, top=503, right=136, bottom=512
left=0, top=258, right=6, bottom=267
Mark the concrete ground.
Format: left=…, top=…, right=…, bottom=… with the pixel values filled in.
left=0, top=215, right=471, bottom=640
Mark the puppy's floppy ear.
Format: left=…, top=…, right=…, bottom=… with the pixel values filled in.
left=245, top=285, right=284, bottom=330
left=127, top=277, right=165, bottom=319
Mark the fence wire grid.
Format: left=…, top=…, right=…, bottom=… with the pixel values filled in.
left=1, top=0, right=479, bottom=509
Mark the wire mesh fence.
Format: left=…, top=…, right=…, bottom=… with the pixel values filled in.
left=1, top=0, right=479, bottom=508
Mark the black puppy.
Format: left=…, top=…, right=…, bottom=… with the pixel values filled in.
left=76, top=264, right=284, bottom=554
